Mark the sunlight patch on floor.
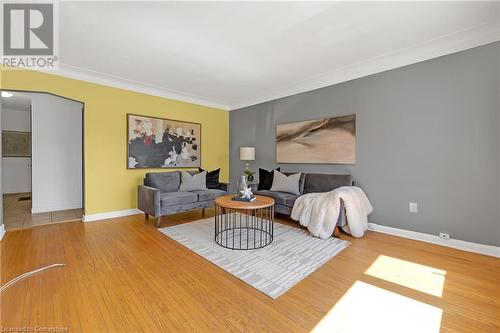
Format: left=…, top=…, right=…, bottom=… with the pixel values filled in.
left=310, top=281, right=442, bottom=333
left=364, top=255, right=446, bottom=297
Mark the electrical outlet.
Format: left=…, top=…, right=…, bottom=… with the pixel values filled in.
left=439, top=233, right=450, bottom=240
left=409, top=202, right=418, bottom=213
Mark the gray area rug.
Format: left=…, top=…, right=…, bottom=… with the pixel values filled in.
left=160, top=216, right=349, bottom=298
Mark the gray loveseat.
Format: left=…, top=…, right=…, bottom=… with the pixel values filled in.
left=138, top=171, right=228, bottom=226
left=254, top=172, right=353, bottom=230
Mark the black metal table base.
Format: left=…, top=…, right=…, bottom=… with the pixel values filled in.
left=214, top=205, right=274, bottom=250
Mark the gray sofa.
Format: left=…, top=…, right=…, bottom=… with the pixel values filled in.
left=138, top=171, right=228, bottom=226
left=254, top=172, right=353, bottom=227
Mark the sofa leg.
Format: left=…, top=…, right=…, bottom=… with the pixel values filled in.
left=145, top=213, right=149, bottom=220
left=201, top=208, right=205, bottom=217
left=156, top=216, right=161, bottom=228
left=333, top=226, right=340, bottom=238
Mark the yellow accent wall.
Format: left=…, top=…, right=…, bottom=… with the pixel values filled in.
left=0, top=68, right=229, bottom=215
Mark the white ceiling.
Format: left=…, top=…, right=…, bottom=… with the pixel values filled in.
left=50, top=1, right=500, bottom=110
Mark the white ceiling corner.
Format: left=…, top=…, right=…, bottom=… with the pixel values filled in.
left=38, top=1, right=500, bottom=111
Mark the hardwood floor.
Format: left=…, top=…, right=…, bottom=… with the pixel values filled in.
left=1, top=209, right=499, bottom=332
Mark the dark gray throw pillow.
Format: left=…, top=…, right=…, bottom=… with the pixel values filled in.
left=258, top=167, right=280, bottom=190
left=199, top=167, right=220, bottom=189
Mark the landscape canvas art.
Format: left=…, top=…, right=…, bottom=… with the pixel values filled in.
left=128, top=114, right=201, bottom=168
left=276, top=114, right=356, bottom=164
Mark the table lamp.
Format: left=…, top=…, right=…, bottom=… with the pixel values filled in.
left=239, top=147, right=255, bottom=172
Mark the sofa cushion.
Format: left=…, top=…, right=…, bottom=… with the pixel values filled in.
left=284, top=172, right=306, bottom=194
left=145, top=171, right=180, bottom=193
left=303, top=173, right=353, bottom=194
left=161, top=191, right=198, bottom=207
left=192, top=189, right=226, bottom=202
left=254, top=190, right=297, bottom=206
left=284, top=195, right=299, bottom=208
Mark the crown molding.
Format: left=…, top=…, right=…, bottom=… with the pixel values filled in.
left=38, top=64, right=230, bottom=111
left=229, top=20, right=500, bottom=110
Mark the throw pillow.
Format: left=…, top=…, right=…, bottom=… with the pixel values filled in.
left=270, top=170, right=301, bottom=195
left=257, top=167, right=280, bottom=190
left=179, top=170, right=208, bottom=191
left=198, top=167, right=220, bottom=189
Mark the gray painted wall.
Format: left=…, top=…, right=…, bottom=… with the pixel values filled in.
left=230, top=42, right=500, bottom=246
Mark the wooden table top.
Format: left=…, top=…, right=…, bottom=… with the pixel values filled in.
left=215, top=194, right=275, bottom=209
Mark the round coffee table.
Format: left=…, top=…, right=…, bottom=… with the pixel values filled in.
left=214, top=195, right=275, bottom=250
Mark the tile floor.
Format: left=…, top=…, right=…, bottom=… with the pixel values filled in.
left=3, top=193, right=83, bottom=230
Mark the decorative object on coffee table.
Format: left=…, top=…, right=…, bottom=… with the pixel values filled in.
left=233, top=184, right=255, bottom=202
left=239, top=187, right=253, bottom=200
left=237, top=175, right=248, bottom=192
left=214, top=195, right=274, bottom=250
left=247, top=181, right=259, bottom=192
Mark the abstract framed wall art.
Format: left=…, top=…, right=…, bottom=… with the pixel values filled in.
left=127, top=114, right=201, bottom=169
left=2, top=130, right=31, bottom=157
left=276, top=114, right=355, bottom=164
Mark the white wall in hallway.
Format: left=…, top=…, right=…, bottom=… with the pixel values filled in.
left=2, top=158, right=31, bottom=194
left=30, top=93, right=83, bottom=213
left=1, top=107, right=31, bottom=194
left=2, top=107, right=30, bottom=131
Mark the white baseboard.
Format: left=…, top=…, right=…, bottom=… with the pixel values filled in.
left=83, top=208, right=142, bottom=222
left=368, top=223, right=500, bottom=258
left=0, top=224, right=5, bottom=241
left=32, top=203, right=82, bottom=214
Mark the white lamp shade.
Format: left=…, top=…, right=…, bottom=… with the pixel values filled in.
left=239, top=147, right=255, bottom=161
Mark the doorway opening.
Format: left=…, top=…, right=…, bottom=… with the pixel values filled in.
left=1, top=90, right=84, bottom=230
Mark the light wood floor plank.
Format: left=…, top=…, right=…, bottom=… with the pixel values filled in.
left=1, top=209, right=499, bottom=332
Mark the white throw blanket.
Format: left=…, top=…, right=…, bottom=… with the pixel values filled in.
left=291, top=186, right=373, bottom=239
